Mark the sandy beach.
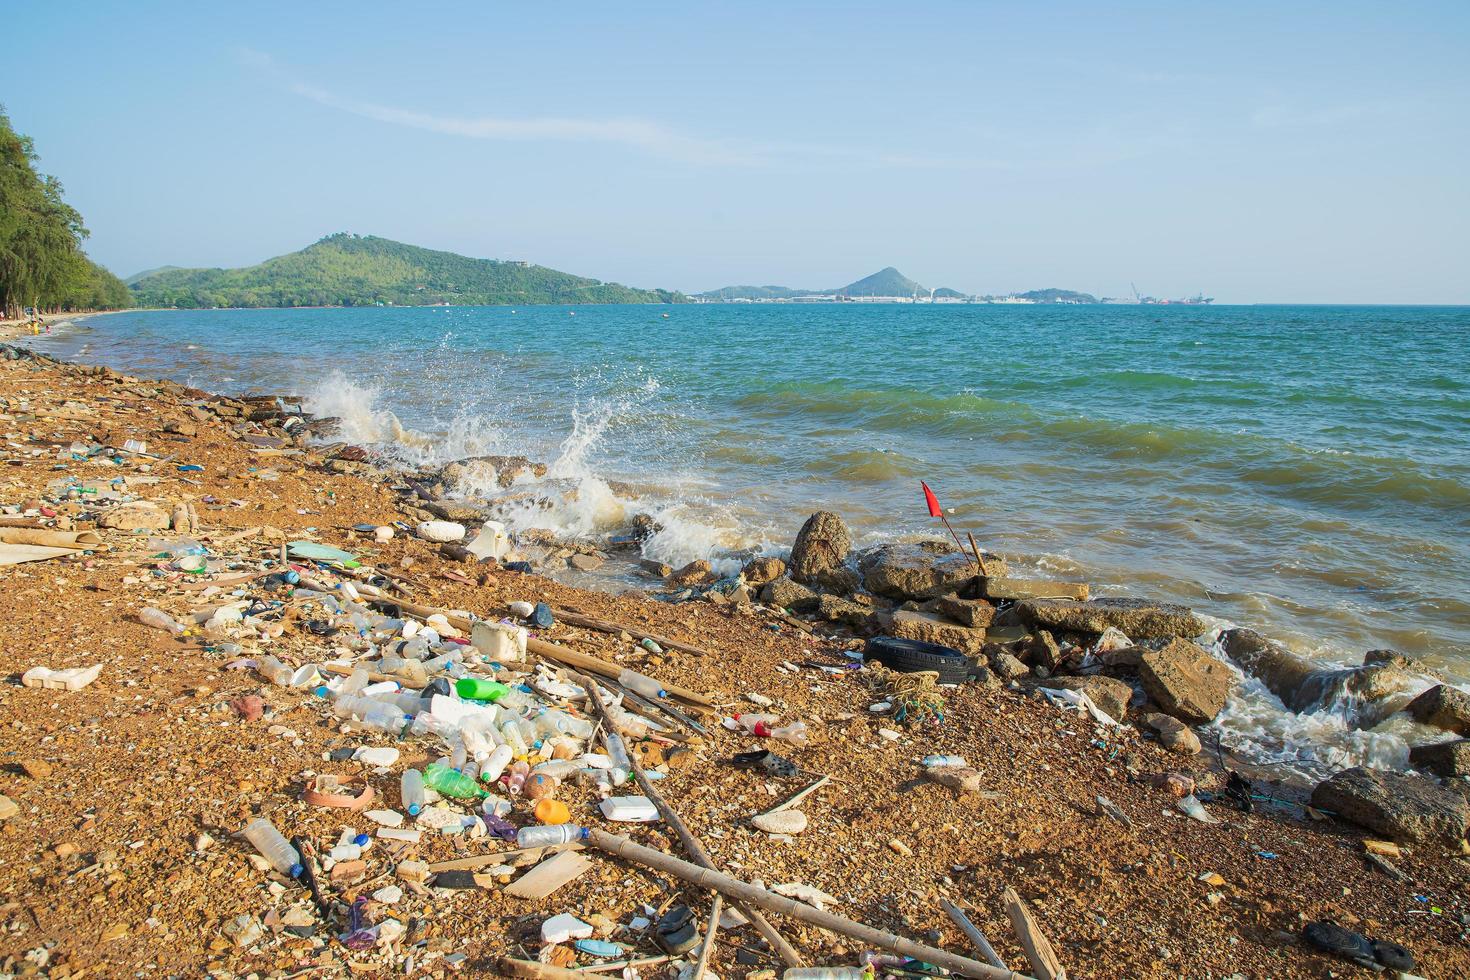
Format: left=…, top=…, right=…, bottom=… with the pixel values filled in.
left=0, top=340, right=1466, bottom=979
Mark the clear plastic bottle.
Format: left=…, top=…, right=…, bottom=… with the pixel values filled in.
left=328, top=842, right=362, bottom=861
left=332, top=695, right=408, bottom=734
left=617, top=668, right=667, bottom=700
left=339, top=668, right=371, bottom=696
left=516, top=824, right=590, bottom=848
left=500, top=720, right=529, bottom=756
left=256, top=655, right=294, bottom=686
left=769, top=720, right=809, bottom=747
left=139, top=607, right=185, bottom=635
left=782, top=969, right=868, bottom=980
left=400, top=769, right=425, bottom=816
left=603, top=732, right=632, bottom=786
left=424, top=761, right=486, bottom=800
left=535, top=708, right=594, bottom=739
left=242, top=818, right=302, bottom=877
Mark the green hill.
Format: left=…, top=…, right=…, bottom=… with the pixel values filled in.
left=123, top=265, right=182, bottom=286
left=932, top=287, right=968, bottom=299
left=1016, top=288, right=1098, bottom=304
left=695, top=284, right=819, bottom=301
left=128, top=234, right=684, bottom=308
left=834, top=266, right=926, bottom=297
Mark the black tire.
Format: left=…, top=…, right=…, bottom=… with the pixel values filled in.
left=866, top=636, right=970, bottom=685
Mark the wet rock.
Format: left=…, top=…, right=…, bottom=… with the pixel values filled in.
left=788, top=511, right=851, bottom=584
left=980, top=576, right=1088, bottom=602
left=638, top=558, right=673, bottom=578
left=876, top=609, right=987, bottom=655
left=666, top=560, right=715, bottom=588
left=1139, top=638, right=1232, bottom=725
left=568, top=553, right=605, bottom=572
left=1141, top=712, right=1203, bottom=755
left=933, top=595, right=997, bottom=629
left=860, top=541, right=996, bottom=601
left=427, top=500, right=484, bottom=523
left=741, top=557, right=786, bottom=588
left=1015, top=630, right=1062, bottom=671
left=1406, top=685, right=1470, bottom=736
left=1311, top=767, right=1470, bottom=847
left=1047, top=676, right=1134, bottom=722
left=816, top=594, right=870, bottom=630
left=441, top=455, right=548, bottom=490
left=760, top=577, right=819, bottom=613
left=1018, top=597, right=1206, bottom=640
left=1220, top=627, right=1414, bottom=724
left=1409, top=740, right=1470, bottom=778
left=812, top=566, right=861, bottom=596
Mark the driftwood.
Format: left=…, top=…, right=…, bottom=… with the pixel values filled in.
left=1003, top=887, right=1066, bottom=980
left=564, top=671, right=804, bottom=969
left=754, top=775, right=829, bottom=818
left=691, top=894, right=723, bottom=980
left=589, top=829, right=1034, bottom=980
left=942, top=899, right=1007, bottom=970
left=548, top=604, right=713, bottom=658
left=498, top=959, right=589, bottom=980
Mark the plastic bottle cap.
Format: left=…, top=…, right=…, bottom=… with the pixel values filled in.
left=289, top=862, right=304, bottom=878
left=408, top=804, right=421, bottom=816
left=353, top=833, right=370, bottom=846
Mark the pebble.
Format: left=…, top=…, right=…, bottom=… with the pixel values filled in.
left=878, top=728, right=902, bottom=741
left=888, top=838, right=913, bottom=857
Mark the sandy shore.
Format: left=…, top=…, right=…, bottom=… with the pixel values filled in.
left=0, top=342, right=1466, bottom=978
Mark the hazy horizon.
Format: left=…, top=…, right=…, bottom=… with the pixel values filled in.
left=8, top=1, right=1469, bottom=303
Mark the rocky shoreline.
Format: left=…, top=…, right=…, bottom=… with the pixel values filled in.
left=1, top=340, right=1467, bottom=977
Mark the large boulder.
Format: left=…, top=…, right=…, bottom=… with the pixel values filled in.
left=666, top=560, right=715, bottom=588
left=1139, top=638, right=1232, bottom=724
left=1017, top=597, right=1205, bottom=640
left=1046, top=676, right=1134, bottom=722
left=788, top=512, right=851, bottom=584
left=815, top=594, right=870, bottom=630
left=760, top=577, right=819, bottom=613
left=741, top=557, right=786, bottom=588
left=1406, top=685, right=1470, bottom=736
left=933, top=596, right=997, bottom=629
left=1311, top=767, right=1470, bottom=847
left=1409, top=739, right=1470, bottom=778
left=1220, top=628, right=1417, bottom=723
left=860, top=541, right=1003, bottom=602
left=875, top=610, right=987, bottom=656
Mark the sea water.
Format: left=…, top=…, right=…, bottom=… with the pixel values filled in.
left=36, top=303, right=1470, bottom=776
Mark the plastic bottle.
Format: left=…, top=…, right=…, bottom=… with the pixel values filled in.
left=617, top=668, right=667, bottom=700
left=242, top=818, right=302, bottom=877
left=332, top=695, right=408, bottom=734
left=769, top=720, right=809, bottom=747
left=400, top=769, right=425, bottom=816
left=782, top=969, right=868, bottom=980
left=516, top=824, right=589, bottom=848
left=256, top=655, right=294, bottom=686
left=328, top=842, right=362, bottom=861
left=424, top=761, right=487, bottom=800
left=456, top=677, right=510, bottom=702
left=506, top=759, right=529, bottom=795
left=482, top=744, right=514, bottom=784
left=500, top=720, right=529, bottom=756
left=139, top=607, right=186, bottom=635
left=921, top=754, right=968, bottom=769
left=604, top=733, right=633, bottom=786
left=339, top=668, right=371, bottom=696
left=729, top=713, right=780, bottom=735
left=535, top=708, right=594, bottom=740
left=461, top=759, right=479, bottom=783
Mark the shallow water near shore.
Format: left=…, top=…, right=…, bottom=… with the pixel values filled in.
left=33, top=303, right=1470, bottom=776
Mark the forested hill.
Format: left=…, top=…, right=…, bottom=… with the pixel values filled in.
left=128, top=234, right=686, bottom=308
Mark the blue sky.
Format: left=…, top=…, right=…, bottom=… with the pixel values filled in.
left=7, top=1, right=1468, bottom=302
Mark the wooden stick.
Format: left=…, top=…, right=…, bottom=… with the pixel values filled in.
left=528, top=637, right=713, bottom=707
left=966, top=530, right=990, bottom=578
left=588, top=830, right=1033, bottom=980
left=1003, top=887, right=1066, bottom=980
left=692, top=895, right=723, bottom=980
left=499, top=959, right=591, bottom=980
left=575, top=955, right=673, bottom=974
left=547, top=605, right=712, bottom=658
left=941, top=900, right=1007, bottom=970
left=754, top=775, right=829, bottom=818
left=564, top=672, right=804, bottom=970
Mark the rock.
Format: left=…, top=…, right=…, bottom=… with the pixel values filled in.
left=750, top=810, right=808, bottom=835
left=933, top=596, right=996, bottom=629
left=812, top=566, right=861, bottom=596
left=1311, top=767, right=1470, bottom=847
left=426, top=500, right=484, bottom=523
left=1139, top=638, right=1232, bottom=724
left=1141, top=712, right=1203, bottom=755
left=19, top=759, right=52, bottom=779
left=988, top=650, right=1030, bottom=681
left=1220, top=628, right=1415, bottom=723
left=230, top=695, right=265, bottom=722
left=638, top=558, right=673, bottom=578
left=100, top=500, right=170, bottom=530
left=760, top=577, right=818, bottom=613
left=1409, top=739, right=1470, bottom=778
left=666, top=560, right=715, bottom=588
left=1100, top=646, right=1146, bottom=672
left=1018, top=597, right=1206, bottom=640
left=1406, top=685, right=1470, bottom=736
left=926, top=766, right=984, bottom=794
left=980, top=576, right=1089, bottom=602
left=877, top=609, right=987, bottom=655
left=1047, top=676, right=1134, bottom=722
left=1015, top=630, right=1062, bottom=671
left=788, top=511, right=851, bottom=584
left=741, top=557, right=786, bottom=588
left=568, top=553, right=605, bottom=572
left=0, top=795, right=17, bottom=821
left=815, top=594, right=870, bottom=629
left=860, top=541, right=997, bottom=601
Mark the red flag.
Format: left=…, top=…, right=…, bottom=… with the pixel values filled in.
left=921, top=481, right=942, bottom=518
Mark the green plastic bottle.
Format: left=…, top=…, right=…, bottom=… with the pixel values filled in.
left=424, top=761, right=487, bottom=800
left=455, top=677, right=510, bottom=702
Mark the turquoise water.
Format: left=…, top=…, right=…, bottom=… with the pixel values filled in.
left=37, top=304, right=1470, bottom=759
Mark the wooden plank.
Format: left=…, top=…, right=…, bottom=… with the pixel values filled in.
left=504, top=849, right=593, bottom=899
left=1003, top=887, right=1067, bottom=980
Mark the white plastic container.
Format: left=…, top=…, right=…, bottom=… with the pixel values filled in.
left=416, top=520, right=466, bottom=543
left=465, top=521, right=510, bottom=561
left=598, top=796, right=661, bottom=823
left=354, top=746, right=400, bottom=767
left=471, top=620, right=527, bottom=662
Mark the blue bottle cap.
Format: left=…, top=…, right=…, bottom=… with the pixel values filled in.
left=289, top=861, right=304, bottom=878
left=408, top=803, right=421, bottom=816
left=353, top=833, right=370, bottom=847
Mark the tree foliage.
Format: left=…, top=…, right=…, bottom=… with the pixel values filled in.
left=130, top=233, right=685, bottom=308
left=0, top=106, right=130, bottom=318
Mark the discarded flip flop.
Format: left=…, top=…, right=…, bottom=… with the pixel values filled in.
left=1302, top=921, right=1375, bottom=966
left=653, top=904, right=700, bottom=955
left=730, top=749, right=799, bottom=778
left=1372, top=939, right=1416, bottom=972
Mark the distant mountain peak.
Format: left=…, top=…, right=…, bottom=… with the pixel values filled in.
left=834, top=267, right=926, bottom=297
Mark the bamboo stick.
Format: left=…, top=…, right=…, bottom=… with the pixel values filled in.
left=966, top=531, right=990, bottom=578
left=942, top=899, right=1007, bottom=970
left=588, top=830, right=1034, bottom=980
left=692, top=895, right=723, bottom=980
left=563, top=671, right=804, bottom=969
left=547, top=605, right=712, bottom=658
